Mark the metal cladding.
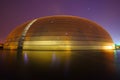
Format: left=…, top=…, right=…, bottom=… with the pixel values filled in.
left=4, top=15, right=114, bottom=50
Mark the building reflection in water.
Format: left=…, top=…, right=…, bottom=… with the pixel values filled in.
left=0, top=49, right=117, bottom=79
left=14, top=50, right=116, bottom=80
left=114, top=50, right=120, bottom=79
left=23, top=52, right=28, bottom=64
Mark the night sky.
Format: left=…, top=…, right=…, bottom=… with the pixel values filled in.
left=0, top=0, right=120, bottom=44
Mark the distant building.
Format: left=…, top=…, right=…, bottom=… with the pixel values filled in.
left=115, top=44, right=120, bottom=49
left=4, top=15, right=114, bottom=50
left=0, top=43, right=3, bottom=49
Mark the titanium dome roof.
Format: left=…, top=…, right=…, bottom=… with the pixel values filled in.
left=4, top=15, right=114, bottom=50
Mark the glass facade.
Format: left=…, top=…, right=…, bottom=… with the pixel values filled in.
left=4, top=16, right=114, bottom=50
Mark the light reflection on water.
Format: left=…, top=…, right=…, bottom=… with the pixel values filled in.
left=0, top=50, right=119, bottom=80
left=114, top=50, right=120, bottom=75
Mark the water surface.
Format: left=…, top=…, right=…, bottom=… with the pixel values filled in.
left=0, top=50, right=119, bottom=80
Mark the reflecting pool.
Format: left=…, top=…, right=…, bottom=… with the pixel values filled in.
left=0, top=50, right=119, bottom=80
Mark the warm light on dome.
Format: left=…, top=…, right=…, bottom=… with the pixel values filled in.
left=103, top=45, right=115, bottom=50
left=4, top=15, right=114, bottom=50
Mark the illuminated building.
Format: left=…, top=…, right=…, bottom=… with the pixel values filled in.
left=4, top=15, right=114, bottom=50
left=115, top=44, right=120, bottom=49
left=0, top=43, right=3, bottom=49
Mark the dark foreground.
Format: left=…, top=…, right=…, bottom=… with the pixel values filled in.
left=0, top=49, right=120, bottom=80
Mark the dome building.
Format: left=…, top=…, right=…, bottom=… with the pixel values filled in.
left=4, top=15, right=114, bottom=50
